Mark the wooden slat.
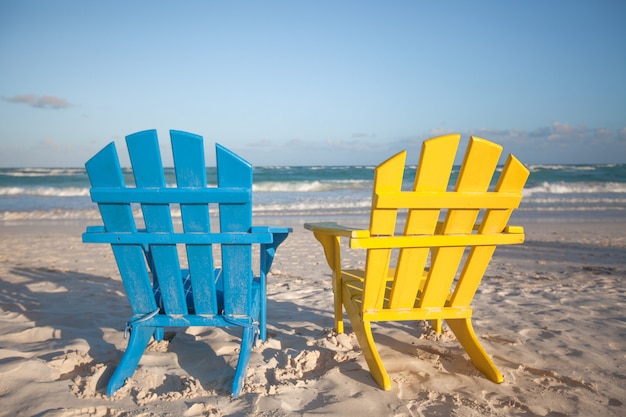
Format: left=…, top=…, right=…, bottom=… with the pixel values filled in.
left=82, top=230, right=273, bottom=245
left=362, top=151, right=405, bottom=311
left=350, top=232, right=524, bottom=249
left=419, top=136, right=502, bottom=308
left=389, top=134, right=460, bottom=309
left=171, top=130, right=216, bottom=314
left=449, top=154, right=530, bottom=307
left=90, top=187, right=250, bottom=204
left=127, top=130, right=187, bottom=315
left=84, top=142, right=157, bottom=314
left=374, top=191, right=522, bottom=210
left=362, top=306, right=473, bottom=322
left=216, top=143, right=253, bottom=317
left=480, top=155, right=530, bottom=234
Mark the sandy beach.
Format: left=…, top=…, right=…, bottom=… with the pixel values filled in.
left=1, top=217, right=624, bottom=417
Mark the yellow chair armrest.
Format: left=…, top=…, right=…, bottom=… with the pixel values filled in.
left=504, top=225, right=524, bottom=234
left=304, top=222, right=370, bottom=239
left=304, top=222, right=369, bottom=275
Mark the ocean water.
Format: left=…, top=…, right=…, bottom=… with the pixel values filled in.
left=1, top=164, right=625, bottom=223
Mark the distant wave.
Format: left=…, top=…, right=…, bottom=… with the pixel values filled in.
left=0, top=168, right=86, bottom=177
left=253, top=180, right=371, bottom=193
left=253, top=199, right=371, bottom=212
left=526, top=197, right=626, bottom=205
left=0, top=186, right=91, bottom=197
left=524, top=181, right=626, bottom=195
left=0, top=209, right=101, bottom=221
left=518, top=206, right=626, bottom=212
left=528, top=164, right=612, bottom=171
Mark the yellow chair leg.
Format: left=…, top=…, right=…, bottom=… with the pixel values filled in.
left=333, top=272, right=344, bottom=334
left=343, top=298, right=391, bottom=390
left=431, top=319, right=442, bottom=334
left=446, top=318, right=504, bottom=383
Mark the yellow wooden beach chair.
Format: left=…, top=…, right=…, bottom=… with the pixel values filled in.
left=304, top=134, right=529, bottom=389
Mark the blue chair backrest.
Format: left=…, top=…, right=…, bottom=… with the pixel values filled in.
left=84, top=129, right=268, bottom=322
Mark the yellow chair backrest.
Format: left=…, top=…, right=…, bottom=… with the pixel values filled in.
left=361, top=133, right=529, bottom=317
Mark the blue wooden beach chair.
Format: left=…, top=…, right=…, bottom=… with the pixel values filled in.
left=82, top=130, right=290, bottom=397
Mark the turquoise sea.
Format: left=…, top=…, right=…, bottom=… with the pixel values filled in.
left=1, top=164, right=625, bottom=223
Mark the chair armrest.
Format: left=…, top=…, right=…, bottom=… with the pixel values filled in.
left=250, top=226, right=292, bottom=236
left=304, top=222, right=369, bottom=239
left=253, top=226, right=291, bottom=275
left=304, top=222, right=369, bottom=274
left=84, top=225, right=106, bottom=233
left=504, top=225, right=524, bottom=234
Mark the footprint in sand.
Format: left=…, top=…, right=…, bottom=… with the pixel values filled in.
left=36, top=407, right=118, bottom=417
left=518, top=365, right=595, bottom=392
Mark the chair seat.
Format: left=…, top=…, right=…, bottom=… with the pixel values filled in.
left=153, top=268, right=196, bottom=314
left=342, top=272, right=463, bottom=322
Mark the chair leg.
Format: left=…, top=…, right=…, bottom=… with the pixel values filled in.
left=431, top=319, right=442, bottom=334
left=333, top=272, right=344, bottom=334
left=446, top=318, right=504, bottom=383
left=232, top=284, right=260, bottom=397
left=259, top=296, right=267, bottom=342
left=107, top=326, right=154, bottom=396
left=153, top=327, right=164, bottom=341
left=343, top=299, right=390, bottom=390
left=231, top=326, right=255, bottom=398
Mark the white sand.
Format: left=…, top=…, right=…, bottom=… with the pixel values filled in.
left=0, top=219, right=624, bottom=416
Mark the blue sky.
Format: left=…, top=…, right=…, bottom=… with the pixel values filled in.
left=1, top=1, right=625, bottom=167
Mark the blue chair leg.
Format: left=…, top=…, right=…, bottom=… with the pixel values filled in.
left=259, top=283, right=267, bottom=342
left=231, top=284, right=261, bottom=397
left=231, top=325, right=256, bottom=398
left=153, top=327, right=164, bottom=341
left=107, top=326, right=154, bottom=396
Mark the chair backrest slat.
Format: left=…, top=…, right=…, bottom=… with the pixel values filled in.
left=126, top=131, right=187, bottom=314
left=389, top=134, right=460, bottom=309
left=449, top=154, right=530, bottom=306
left=362, top=150, right=405, bottom=310
left=171, top=130, right=218, bottom=315
left=419, top=137, right=502, bottom=308
left=85, top=143, right=157, bottom=314
left=216, top=144, right=254, bottom=317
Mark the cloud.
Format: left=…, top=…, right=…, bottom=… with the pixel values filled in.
left=528, top=126, right=552, bottom=138
left=456, top=122, right=586, bottom=146
left=2, top=94, right=73, bottom=109
left=545, top=121, right=587, bottom=141
left=455, top=122, right=626, bottom=163
left=351, top=132, right=377, bottom=138
left=245, top=138, right=275, bottom=149
left=371, top=122, right=626, bottom=164
left=236, top=121, right=626, bottom=165
left=41, top=137, right=61, bottom=149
